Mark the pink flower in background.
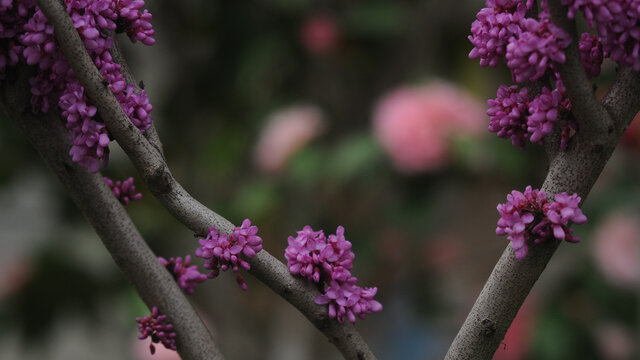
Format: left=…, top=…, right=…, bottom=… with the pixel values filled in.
left=592, top=212, right=640, bottom=289
left=300, top=15, right=339, bottom=54
left=254, top=105, right=326, bottom=174
left=373, top=82, right=485, bottom=173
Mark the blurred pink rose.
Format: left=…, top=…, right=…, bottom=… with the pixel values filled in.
left=254, top=105, right=326, bottom=174
left=372, top=82, right=485, bottom=173
left=300, top=15, right=339, bottom=54
left=592, top=212, right=640, bottom=289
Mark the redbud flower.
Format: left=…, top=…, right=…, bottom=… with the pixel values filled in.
left=487, top=85, right=531, bottom=149
left=527, top=86, right=564, bottom=144
left=104, top=176, right=142, bottom=205
left=194, top=219, right=263, bottom=290
left=3, top=0, right=156, bottom=172
left=285, top=225, right=327, bottom=283
left=578, top=32, right=603, bottom=78
left=505, top=17, right=571, bottom=83
left=496, top=186, right=587, bottom=259
left=136, top=306, right=177, bottom=355
left=158, top=255, right=208, bottom=295
left=468, top=2, right=526, bottom=67
left=285, top=225, right=382, bottom=323
left=314, top=278, right=383, bottom=323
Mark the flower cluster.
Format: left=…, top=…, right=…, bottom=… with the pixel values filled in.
left=104, top=176, right=142, bottom=205
left=505, top=16, right=571, bottom=83
left=285, top=225, right=382, bottom=323
left=487, top=78, right=574, bottom=148
left=578, top=32, right=604, bottom=78
left=158, top=255, right=208, bottom=295
left=0, top=0, right=155, bottom=172
left=563, top=0, right=640, bottom=70
left=472, top=0, right=640, bottom=148
left=496, top=186, right=587, bottom=259
left=136, top=306, right=177, bottom=355
left=487, top=85, right=531, bottom=148
left=470, top=1, right=576, bottom=149
left=194, top=219, right=263, bottom=290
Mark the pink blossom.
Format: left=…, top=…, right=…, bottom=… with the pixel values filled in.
left=253, top=105, right=326, bottom=174
left=592, top=212, right=640, bottom=289
left=300, top=15, right=339, bottom=54
left=373, top=82, right=485, bottom=173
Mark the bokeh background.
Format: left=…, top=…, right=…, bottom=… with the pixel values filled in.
left=1, top=0, right=640, bottom=359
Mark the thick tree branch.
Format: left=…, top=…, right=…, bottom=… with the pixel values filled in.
left=35, top=0, right=376, bottom=358
left=445, top=2, right=640, bottom=358
left=547, top=0, right=613, bottom=139
left=0, top=65, right=223, bottom=360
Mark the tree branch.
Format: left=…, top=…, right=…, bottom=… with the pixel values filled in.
left=601, top=66, right=640, bottom=133
left=445, top=2, right=640, bottom=358
left=0, top=65, right=223, bottom=360
left=34, top=0, right=376, bottom=358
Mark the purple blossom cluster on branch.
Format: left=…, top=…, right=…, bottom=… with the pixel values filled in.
left=158, top=255, right=208, bottom=295
left=496, top=186, right=587, bottom=259
left=136, top=306, right=177, bottom=355
left=195, top=219, right=263, bottom=291
left=0, top=0, right=154, bottom=172
left=563, top=0, right=640, bottom=70
left=104, top=176, right=142, bottom=205
left=285, top=225, right=382, bottom=323
left=469, top=0, right=614, bottom=149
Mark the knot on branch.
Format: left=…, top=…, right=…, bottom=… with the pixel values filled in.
left=480, top=318, right=496, bottom=337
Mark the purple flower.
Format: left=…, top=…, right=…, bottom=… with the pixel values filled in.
left=579, top=32, right=603, bottom=78
left=505, top=17, right=571, bottom=83
left=487, top=85, right=531, bottom=149
left=285, top=225, right=327, bottom=282
left=158, top=255, right=208, bottom=295
left=60, top=80, right=110, bottom=173
left=136, top=306, right=177, bottom=355
left=104, top=176, right=142, bottom=205
left=322, top=226, right=356, bottom=282
left=542, top=192, right=587, bottom=242
left=468, top=2, right=525, bottom=67
left=285, top=225, right=381, bottom=323
left=3, top=0, right=156, bottom=172
left=496, top=186, right=587, bottom=259
left=496, top=186, right=547, bottom=259
left=563, top=0, right=640, bottom=70
left=527, top=85, right=564, bottom=144
left=314, top=278, right=383, bottom=323
left=194, top=219, right=263, bottom=290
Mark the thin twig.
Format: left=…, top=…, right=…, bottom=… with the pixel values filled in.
left=34, top=0, right=376, bottom=358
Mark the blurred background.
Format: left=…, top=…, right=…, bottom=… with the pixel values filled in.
left=1, top=0, right=639, bottom=359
